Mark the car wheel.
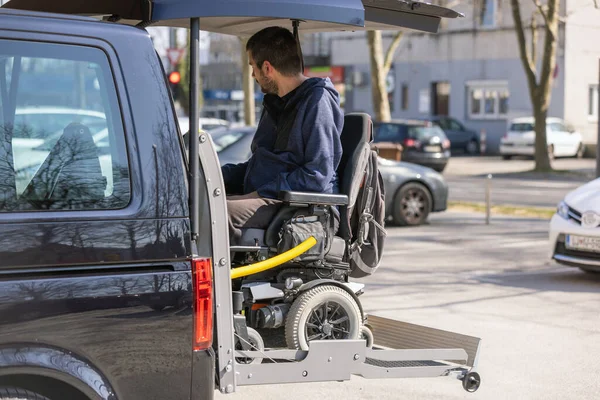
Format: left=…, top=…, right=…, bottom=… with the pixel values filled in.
left=0, top=388, right=50, bottom=400
left=502, top=155, right=512, bottom=160
left=575, top=143, right=585, bottom=159
left=392, top=182, right=432, bottom=226
left=465, top=140, right=479, bottom=155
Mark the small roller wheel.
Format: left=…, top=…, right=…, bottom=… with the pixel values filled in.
left=285, top=285, right=362, bottom=350
left=235, top=327, right=264, bottom=365
left=462, top=371, right=481, bottom=393
left=360, top=325, right=374, bottom=348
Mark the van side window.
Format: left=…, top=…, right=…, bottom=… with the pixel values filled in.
left=0, top=39, right=130, bottom=212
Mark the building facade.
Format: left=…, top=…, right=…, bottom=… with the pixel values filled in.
left=330, top=0, right=600, bottom=154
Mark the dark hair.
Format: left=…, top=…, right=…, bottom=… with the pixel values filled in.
left=246, top=26, right=302, bottom=76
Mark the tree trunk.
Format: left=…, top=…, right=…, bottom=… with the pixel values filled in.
left=533, top=100, right=552, bottom=170
left=240, top=38, right=256, bottom=126
left=367, top=31, right=391, bottom=122
left=510, top=0, right=560, bottom=172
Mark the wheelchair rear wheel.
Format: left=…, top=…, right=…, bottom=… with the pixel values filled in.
left=285, top=285, right=362, bottom=350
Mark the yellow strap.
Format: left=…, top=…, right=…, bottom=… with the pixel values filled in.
left=230, top=236, right=317, bottom=280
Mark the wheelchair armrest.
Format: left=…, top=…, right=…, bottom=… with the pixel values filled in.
left=278, top=190, right=349, bottom=206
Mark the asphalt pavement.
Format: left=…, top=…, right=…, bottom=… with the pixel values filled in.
left=216, top=211, right=600, bottom=400
left=443, top=156, right=597, bottom=208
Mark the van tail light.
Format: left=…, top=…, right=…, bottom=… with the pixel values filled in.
left=192, top=257, right=213, bottom=350
left=404, top=138, right=420, bottom=148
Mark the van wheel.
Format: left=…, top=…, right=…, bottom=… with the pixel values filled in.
left=285, top=285, right=362, bottom=351
left=235, top=327, right=264, bottom=365
left=0, top=388, right=50, bottom=400
left=392, top=183, right=432, bottom=226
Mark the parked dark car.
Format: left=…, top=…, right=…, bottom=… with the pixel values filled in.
left=421, top=116, right=480, bottom=155
left=210, top=127, right=448, bottom=226
left=372, top=120, right=451, bottom=172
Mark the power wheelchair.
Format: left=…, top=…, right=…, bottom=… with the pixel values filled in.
left=227, top=113, right=380, bottom=358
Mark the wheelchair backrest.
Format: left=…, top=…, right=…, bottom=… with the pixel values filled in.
left=337, top=113, right=373, bottom=240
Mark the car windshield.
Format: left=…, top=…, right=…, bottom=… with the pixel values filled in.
left=211, top=129, right=247, bottom=152
left=373, top=123, right=407, bottom=142
left=407, top=125, right=447, bottom=141
left=510, top=122, right=534, bottom=132
left=374, top=123, right=446, bottom=142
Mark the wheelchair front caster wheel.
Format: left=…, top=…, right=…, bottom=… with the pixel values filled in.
left=235, top=327, right=265, bottom=365
left=462, top=372, right=481, bottom=393
left=285, top=285, right=362, bottom=351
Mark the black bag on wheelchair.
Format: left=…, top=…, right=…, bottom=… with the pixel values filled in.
left=277, top=209, right=335, bottom=262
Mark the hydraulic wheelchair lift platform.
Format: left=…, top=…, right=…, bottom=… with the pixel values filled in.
left=229, top=315, right=482, bottom=393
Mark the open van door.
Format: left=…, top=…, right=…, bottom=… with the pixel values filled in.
left=3, top=0, right=463, bottom=33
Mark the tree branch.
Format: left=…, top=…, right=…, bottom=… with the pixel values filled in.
left=531, top=0, right=555, bottom=39
left=531, top=12, right=538, bottom=67
left=511, top=0, right=538, bottom=90
left=383, top=31, right=403, bottom=75
left=538, top=0, right=559, bottom=108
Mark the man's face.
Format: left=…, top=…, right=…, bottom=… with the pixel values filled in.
left=248, top=51, right=278, bottom=95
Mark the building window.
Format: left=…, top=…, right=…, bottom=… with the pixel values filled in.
left=401, top=84, right=409, bottom=110
left=467, top=81, right=509, bottom=120
left=480, top=0, right=497, bottom=28
left=589, top=84, right=599, bottom=121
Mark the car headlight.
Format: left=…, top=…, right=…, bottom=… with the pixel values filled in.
left=557, top=201, right=570, bottom=220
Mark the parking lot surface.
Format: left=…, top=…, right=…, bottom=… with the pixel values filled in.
left=218, top=211, right=600, bottom=400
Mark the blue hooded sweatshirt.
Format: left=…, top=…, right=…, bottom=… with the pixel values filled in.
left=221, top=77, right=344, bottom=199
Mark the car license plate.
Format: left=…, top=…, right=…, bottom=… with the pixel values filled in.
left=566, top=235, right=600, bottom=253
left=424, top=145, right=440, bottom=152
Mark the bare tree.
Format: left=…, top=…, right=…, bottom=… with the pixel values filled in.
left=367, top=31, right=403, bottom=122
left=510, top=0, right=560, bottom=171
left=240, top=37, right=256, bottom=126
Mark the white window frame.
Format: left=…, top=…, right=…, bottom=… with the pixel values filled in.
left=589, top=84, right=599, bottom=122
left=466, top=80, right=509, bottom=120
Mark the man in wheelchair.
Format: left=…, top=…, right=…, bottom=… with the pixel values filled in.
left=221, top=26, right=385, bottom=354
left=221, top=26, right=344, bottom=245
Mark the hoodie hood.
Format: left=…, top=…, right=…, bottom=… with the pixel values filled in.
left=263, top=77, right=339, bottom=118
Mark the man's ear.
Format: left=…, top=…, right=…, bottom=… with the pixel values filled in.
left=262, top=60, right=273, bottom=76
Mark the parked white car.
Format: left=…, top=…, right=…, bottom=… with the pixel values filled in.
left=549, top=177, right=600, bottom=273
left=500, top=117, right=584, bottom=159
